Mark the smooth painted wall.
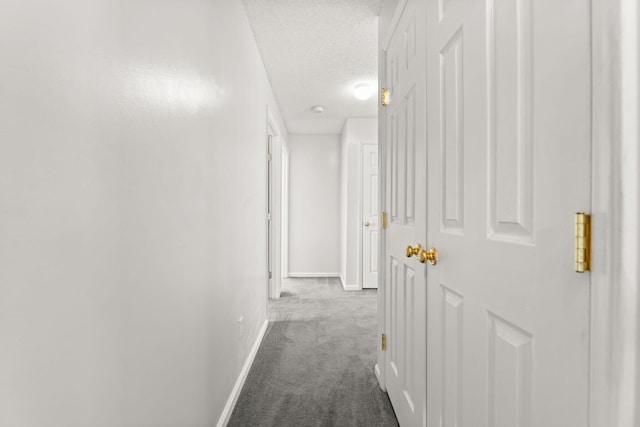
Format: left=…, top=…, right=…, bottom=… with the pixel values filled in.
left=288, top=134, right=341, bottom=275
left=379, top=0, right=401, bottom=39
left=0, top=1, right=286, bottom=426
left=339, top=118, right=378, bottom=289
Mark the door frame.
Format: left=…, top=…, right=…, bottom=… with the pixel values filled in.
left=281, top=144, right=289, bottom=280
left=590, top=0, right=640, bottom=424
left=375, top=0, right=640, bottom=423
left=267, top=107, right=284, bottom=299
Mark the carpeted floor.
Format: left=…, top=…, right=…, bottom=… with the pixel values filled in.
left=228, top=277, right=399, bottom=427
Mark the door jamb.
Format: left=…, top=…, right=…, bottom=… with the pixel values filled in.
left=281, top=144, right=289, bottom=280
left=267, top=107, right=283, bottom=300
left=590, top=0, right=640, bottom=425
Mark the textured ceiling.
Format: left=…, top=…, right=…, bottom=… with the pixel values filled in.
left=242, top=0, right=381, bottom=134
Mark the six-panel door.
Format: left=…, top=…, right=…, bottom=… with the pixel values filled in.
left=424, top=0, right=591, bottom=426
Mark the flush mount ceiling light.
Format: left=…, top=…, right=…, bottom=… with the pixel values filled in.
left=353, top=83, right=374, bottom=100
left=311, top=105, right=325, bottom=113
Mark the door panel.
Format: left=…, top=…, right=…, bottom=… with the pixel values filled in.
left=384, top=0, right=427, bottom=425
left=440, top=28, right=464, bottom=234
left=487, top=0, right=534, bottom=243
left=426, top=0, right=591, bottom=426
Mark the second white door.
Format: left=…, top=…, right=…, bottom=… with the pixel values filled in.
left=362, top=144, right=379, bottom=289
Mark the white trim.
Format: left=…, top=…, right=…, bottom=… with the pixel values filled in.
left=287, top=272, right=341, bottom=278
left=342, top=283, right=360, bottom=291
left=381, top=0, right=409, bottom=50
left=267, top=107, right=283, bottom=300
left=357, top=143, right=363, bottom=290
left=216, top=320, right=269, bottom=427
left=281, top=144, right=289, bottom=280
left=339, top=274, right=346, bottom=288
left=590, top=0, right=640, bottom=425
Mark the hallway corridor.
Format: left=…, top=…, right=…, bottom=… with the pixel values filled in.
left=2, top=0, right=638, bottom=424
left=228, top=278, right=398, bottom=426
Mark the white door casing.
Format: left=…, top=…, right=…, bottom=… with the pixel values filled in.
left=383, top=0, right=427, bottom=425
left=267, top=108, right=283, bottom=299
left=267, top=134, right=274, bottom=292
left=362, top=144, right=379, bottom=289
left=281, top=145, right=289, bottom=280
left=590, top=0, right=640, bottom=424
left=425, top=0, right=591, bottom=426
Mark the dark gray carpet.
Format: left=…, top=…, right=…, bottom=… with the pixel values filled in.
left=228, top=277, right=399, bottom=427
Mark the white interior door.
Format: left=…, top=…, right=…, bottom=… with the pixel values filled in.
left=383, top=0, right=427, bottom=424
left=425, top=0, right=591, bottom=425
left=362, top=144, right=379, bottom=289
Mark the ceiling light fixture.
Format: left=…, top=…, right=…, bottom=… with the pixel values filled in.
left=353, top=83, right=374, bottom=100
left=311, top=105, right=325, bottom=113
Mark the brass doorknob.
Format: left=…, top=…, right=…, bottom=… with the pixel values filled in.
left=418, top=247, right=438, bottom=265
left=405, top=244, right=422, bottom=258
left=364, top=221, right=371, bottom=227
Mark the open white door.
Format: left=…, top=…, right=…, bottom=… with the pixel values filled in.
left=424, top=0, right=592, bottom=425
left=362, top=144, right=379, bottom=289
left=382, top=0, right=427, bottom=424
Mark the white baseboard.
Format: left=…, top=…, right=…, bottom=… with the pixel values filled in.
left=216, top=320, right=269, bottom=427
left=287, top=272, right=340, bottom=278
left=339, top=274, right=346, bottom=288
left=342, top=283, right=360, bottom=291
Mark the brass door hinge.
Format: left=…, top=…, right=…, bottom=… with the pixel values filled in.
left=381, top=88, right=390, bottom=106
left=381, top=211, right=388, bottom=229
left=267, top=154, right=272, bottom=162
left=575, top=212, right=591, bottom=272
left=381, top=333, right=387, bottom=351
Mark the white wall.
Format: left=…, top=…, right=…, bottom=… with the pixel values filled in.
left=339, top=118, right=378, bottom=289
left=0, top=1, right=287, bottom=426
left=288, top=134, right=341, bottom=276
left=379, top=0, right=402, bottom=41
